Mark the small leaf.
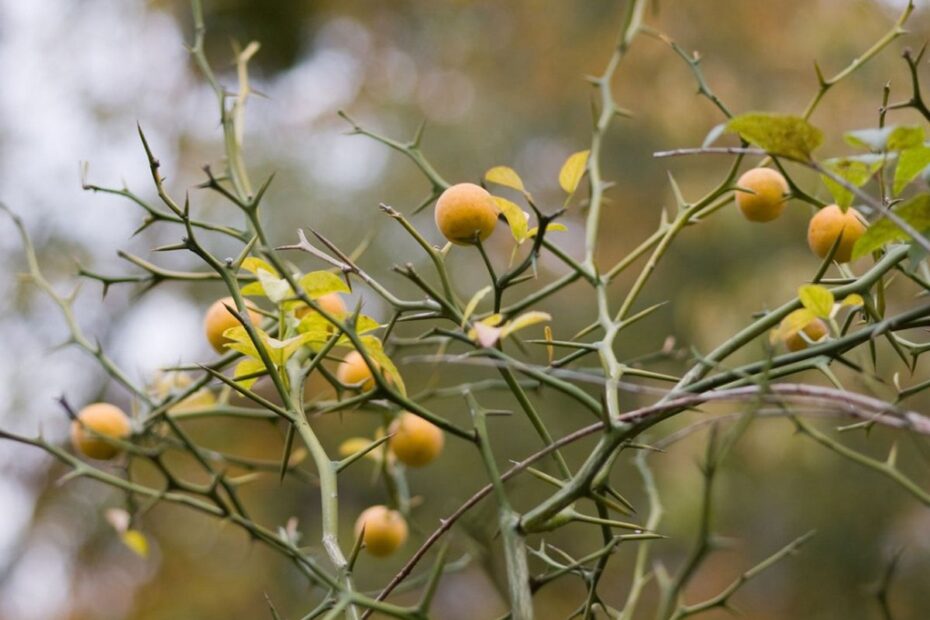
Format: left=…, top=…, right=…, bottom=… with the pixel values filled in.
left=702, top=122, right=726, bottom=148
left=121, top=530, right=149, bottom=558
left=770, top=308, right=816, bottom=344
left=841, top=294, right=864, bottom=307
left=544, top=325, right=554, bottom=365
left=359, top=336, right=405, bottom=396
left=726, top=113, right=823, bottom=161
left=821, top=156, right=882, bottom=208
left=339, top=437, right=380, bottom=461
left=499, top=311, right=552, bottom=340
left=559, top=150, right=590, bottom=194
left=527, top=222, right=567, bottom=238
left=233, top=358, right=266, bottom=389
left=299, top=271, right=350, bottom=298
left=798, top=284, right=835, bottom=318
left=491, top=196, right=529, bottom=243
left=846, top=125, right=925, bottom=152
left=894, top=146, right=930, bottom=196
left=485, top=166, right=526, bottom=192
left=257, top=270, right=293, bottom=304
left=852, top=194, right=930, bottom=260
left=462, top=286, right=493, bottom=327
left=241, top=257, right=279, bottom=276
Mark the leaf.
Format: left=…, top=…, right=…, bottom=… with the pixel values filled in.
left=338, top=437, right=380, bottom=461
left=821, top=156, right=882, bottom=208
left=894, top=145, right=930, bottom=196
left=499, top=311, right=552, bottom=340
left=527, top=222, right=567, bottom=238
left=299, top=271, right=350, bottom=298
left=841, top=294, right=864, bottom=307
left=846, top=125, right=925, bottom=152
left=852, top=194, right=930, bottom=260
left=359, top=336, right=405, bottom=396
left=485, top=166, right=526, bottom=192
left=257, top=270, right=293, bottom=304
left=462, top=286, right=493, bottom=327
left=492, top=196, right=529, bottom=243
left=234, top=358, right=266, bottom=389
left=241, top=257, right=279, bottom=276
left=121, top=530, right=149, bottom=558
left=769, top=308, right=816, bottom=344
left=726, top=113, right=823, bottom=161
left=798, top=284, right=834, bottom=318
left=558, top=150, right=590, bottom=194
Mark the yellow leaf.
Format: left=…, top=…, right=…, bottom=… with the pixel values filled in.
left=462, top=286, right=493, bottom=327
left=240, top=257, right=279, bottom=276
left=359, top=336, right=405, bottom=396
left=492, top=196, right=529, bottom=243
left=299, top=271, right=351, bottom=298
left=485, top=166, right=525, bottom=192
left=770, top=308, right=816, bottom=345
left=841, top=294, right=865, bottom=307
left=798, top=284, right=835, bottom=318
left=544, top=326, right=554, bottom=365
left=500, top=311, right=552, bottom=339
left=339, top=437, right=379, bottom=460
left=559, top=150, right=590, bottom=194
left=121, top=530, right=149, bottom=558
left=233, top=358, right=266, bottom=389
left=528, top=222, right=568, bottom=238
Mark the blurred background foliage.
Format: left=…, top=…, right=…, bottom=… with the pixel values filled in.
left=0, top=0, right=929, bottom=618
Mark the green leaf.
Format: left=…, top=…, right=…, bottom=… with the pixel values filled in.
left=485, top=166, right=526, bottom=192
left=299, top=271, right=350, bottom=298
left=894, top=145, right=930, bottom=196
left=845, top=125, right=925, bottom=152
left=798, top=284, right=834, bottom=318
left=492, top=196, right=529, bottom=243
left=558, top=150, right=590, bottom=194
left=726, top=113, right=823, bottom=161
left=852, top=194, right=930, bottom=260
left=821, top=156, right=882, bottom=208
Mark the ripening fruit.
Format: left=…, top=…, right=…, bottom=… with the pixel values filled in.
left=70, top=403, right=131, bottom=460
left=354, top=505, right=408, bottom=557
left=807, top=205, right=867, bottom=263
left=204, top=296, right=262, bottom=353
left=389, top=412, right=444, bottom=467
left=783, top=317, right=829, bottom=352
left=735, top=168, right=789, bottom=222
left=296, top=293, right=347, bottom=319
left=435, top=183, right=499, bottom=245
left=336, top=350, right=376, bottom=390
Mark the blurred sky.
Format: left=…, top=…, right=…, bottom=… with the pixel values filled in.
left=0, top=1, right=928, bottom=619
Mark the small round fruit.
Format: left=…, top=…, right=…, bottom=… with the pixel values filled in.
left=355, top=505, right=408, bottom=557
left=435, top=182, right=499, bottom=245
left=70, top=403, right=131, bottom=460
left=389, top=412, right=444, bottom=467
left=337, top=350, right=376, bottom=390
left=204, top=296, right=262, bottom=353
left=735, top=168, right=789, bottom=222
left=296, top=293, right=347, bottom=320
left=783, top=317, right=828, bottom=352
left=807, top=205, right=867, bottom=263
